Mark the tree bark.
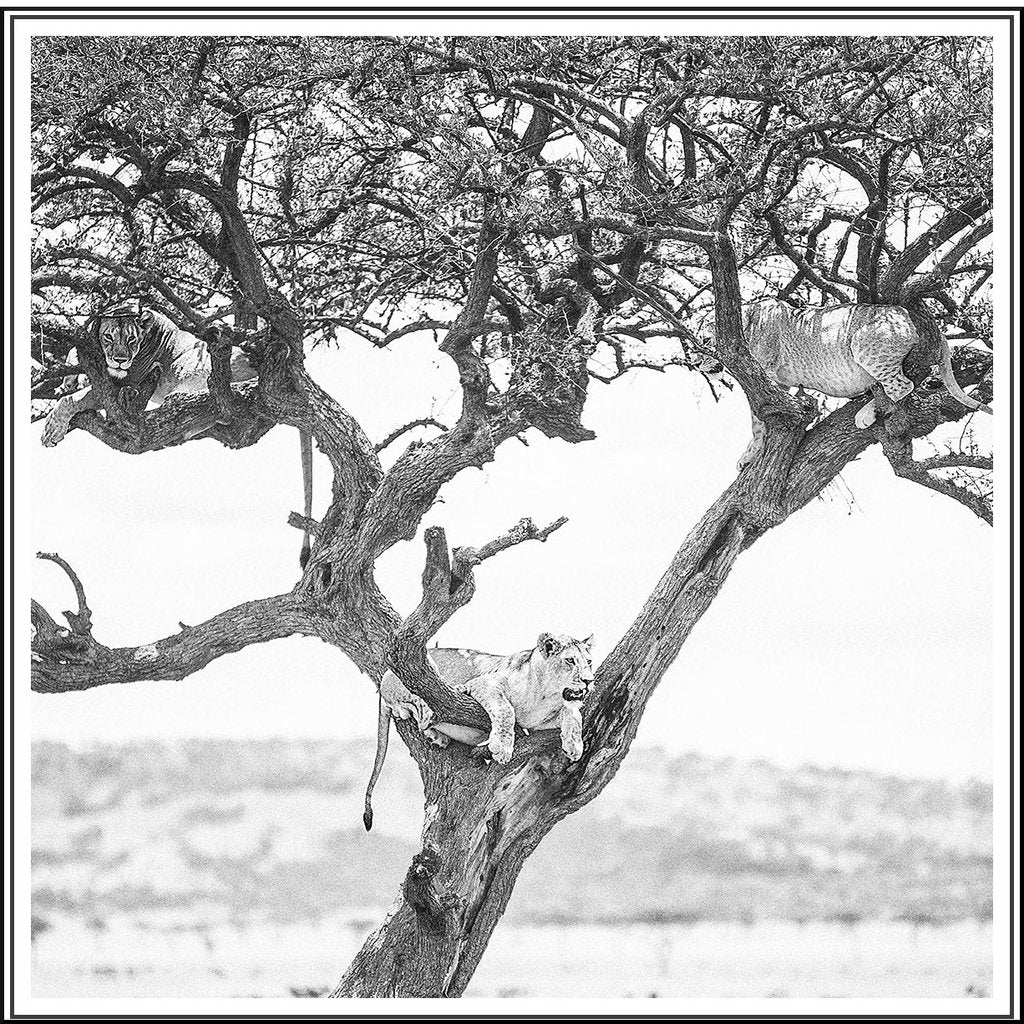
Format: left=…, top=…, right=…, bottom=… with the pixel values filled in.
left=333, top=468, right=767, bottom=997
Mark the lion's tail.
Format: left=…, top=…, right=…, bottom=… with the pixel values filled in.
left=363, top=696, right=391, bottom=831
left=299, top=427, right=313, bottom=569
left=938, top=334, right=992, bottom=415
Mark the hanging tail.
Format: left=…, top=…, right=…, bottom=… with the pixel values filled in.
left=299, top=427, right=313, bottom=568
left=363, top=696, right=392, bottom=831
left=938, top=342, right=992, bottom=414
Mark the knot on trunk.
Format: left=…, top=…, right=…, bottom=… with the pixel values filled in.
left=402, top=846, right=449, bottom=934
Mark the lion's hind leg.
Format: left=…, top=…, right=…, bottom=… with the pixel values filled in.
left=850, top=319, right=916, bottom=408
left=737, top=413, right=766, bottom=470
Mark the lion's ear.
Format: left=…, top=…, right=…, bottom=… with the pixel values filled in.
left=580, top=634, right=594, bottom=650
left=538, top=633, right=562, bottom=657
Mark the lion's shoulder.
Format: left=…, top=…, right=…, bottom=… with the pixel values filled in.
left=141, top=309, right=207, bottom=358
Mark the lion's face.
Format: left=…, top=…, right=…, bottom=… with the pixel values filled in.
left=96, top=305, right=143, bottom=380
left=538, top=633, right=595, bottom=702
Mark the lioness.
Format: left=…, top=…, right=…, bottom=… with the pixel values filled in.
left=362, top=633, right=594, bottom=830
left=40, top=300, right=314, bottom=567
left=740, top=300, right=991, bottom=466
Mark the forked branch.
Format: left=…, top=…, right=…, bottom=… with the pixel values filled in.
left=36, top=551, right=93, bottom=636
left=389, top=516, right=569, bottom=728
left=31, top=553, right=310, bottom=693
left=881, top=436, right=993, bottom=525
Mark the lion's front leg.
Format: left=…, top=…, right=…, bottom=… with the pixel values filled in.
left=466, top=676, right=516, bottom=764
left=40, top=390, right=99, bottom=447
left=559, top=702, right=584, bottom=762
left=737, top=413, right=766, bottom=471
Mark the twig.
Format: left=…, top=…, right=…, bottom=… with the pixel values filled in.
left=287, top=512, right=322, bottom=536
left=454, top=515, right=569, bottom=567
left=36, top=551, right=93, bottom=635
left=916, top=453, right=992, bottom=473
left=376, top=417, right=448, bottom=454
left=880, top=439, right=992, bottom=525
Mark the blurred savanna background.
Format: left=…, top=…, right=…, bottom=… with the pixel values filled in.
left=31, top=739, right=992, bottom=998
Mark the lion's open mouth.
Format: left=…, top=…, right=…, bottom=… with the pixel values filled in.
left=562, top=687, right=587, bottom=702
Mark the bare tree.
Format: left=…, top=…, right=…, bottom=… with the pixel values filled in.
left=30, top=35, right=993, bottom=996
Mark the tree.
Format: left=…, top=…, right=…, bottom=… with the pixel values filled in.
left=29, top=35, right=994, bottom=997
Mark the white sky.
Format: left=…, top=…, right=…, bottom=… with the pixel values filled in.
left=29, top=334, right=994, bottom=784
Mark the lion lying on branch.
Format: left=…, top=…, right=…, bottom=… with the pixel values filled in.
left=740, top=300, right=991, bottom=466
left=363, top=633, right=594, bottom=830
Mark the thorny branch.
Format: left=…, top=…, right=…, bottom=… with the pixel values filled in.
left=375, top=417, right=449, bottom=454
left=880, top=435, right=993, bottom=525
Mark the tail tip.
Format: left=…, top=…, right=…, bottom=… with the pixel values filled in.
left=299, top=545, right=310, bottom=570
left=363, top=809, right=373, bottom=831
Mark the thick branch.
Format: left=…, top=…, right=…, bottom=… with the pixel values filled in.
left=32, top=585, right=309, bottom=694
left=68, top=382, right=273, bottom=454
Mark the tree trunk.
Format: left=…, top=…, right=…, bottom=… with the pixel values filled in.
left=333, top=736, right=566, bottom=997
left=332, top=471, right=773, bottom=998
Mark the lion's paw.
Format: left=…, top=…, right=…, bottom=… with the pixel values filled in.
left=40, top=397, right=75, bottom=447
left=423, top=727, right=450, bottom=748
left=487, top=733, right=514, bottom=764
left=562, top=739, right=584, bottom=762
left=854, top=400, right=878, bottom=429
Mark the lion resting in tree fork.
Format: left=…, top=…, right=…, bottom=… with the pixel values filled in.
left=39, top=299, right=315, bottom=567
left=739, top=300, right=991, bottom=467
left=363, top=633, right=595, bottom=830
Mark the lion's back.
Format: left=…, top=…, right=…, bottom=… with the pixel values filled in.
left=427, top=647, right=512, bottom=690
left=774, top=304, right=915, bottom=397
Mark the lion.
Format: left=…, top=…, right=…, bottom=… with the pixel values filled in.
left=362, top=633, right=594, bottom=830
left=739, top=300, right=991, bottom=466
left=40, top=300, right=314, bottom=566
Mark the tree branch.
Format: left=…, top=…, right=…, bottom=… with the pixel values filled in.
left=376, top=417, right=448, bottom=454
left=31, top=567, right=310, bottom=693
left=388, top=517, right=569, bottom=728
left=763, top=209, right=850, bottom=304
left=878, top=196, right=991, bottom=298
left=67, top=382, right=273, bottom=454
left=36, top=551, right=93, bottom=636
left=880, top=435, right=993, bottom=525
